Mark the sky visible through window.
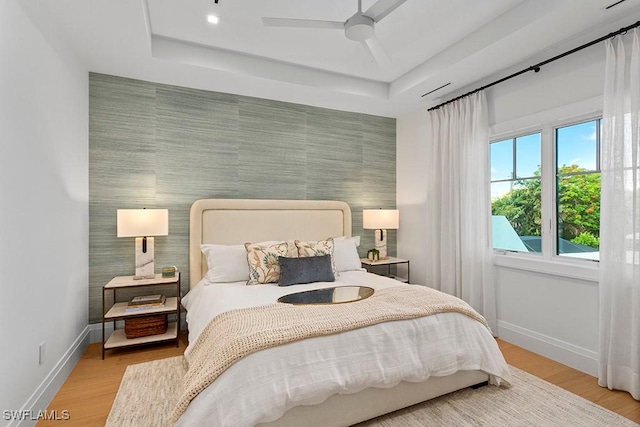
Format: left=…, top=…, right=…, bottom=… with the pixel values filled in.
left=490, top=121, right=598, bottom=200
left=490, top=133, right=540, bottom=200
left=557, top=121, right=598, bottom=172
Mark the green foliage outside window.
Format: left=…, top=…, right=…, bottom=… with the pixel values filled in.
left=556, top=165, right=601, bottom=246
left=571, top=231, right=600, bottom=248
left=492, top=175, right=542, bottom=237
left=492, top=165, right=600, bottom=248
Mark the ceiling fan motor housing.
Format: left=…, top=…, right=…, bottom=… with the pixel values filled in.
left=345, top=14, right=375, bottom=41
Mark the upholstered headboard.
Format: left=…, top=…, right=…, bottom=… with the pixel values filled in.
left=189, top=199, right=352, bottom=288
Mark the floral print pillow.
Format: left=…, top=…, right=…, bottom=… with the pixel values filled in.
left=295, top=238, right=337, bottom=276
left=244, top=241, right=297, bottom=285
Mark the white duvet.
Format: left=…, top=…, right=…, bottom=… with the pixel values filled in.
left=177, top=271, right=511, bottom=426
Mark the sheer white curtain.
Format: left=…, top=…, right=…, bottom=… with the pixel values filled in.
left=599, top=29, right=640, bottom=400
left=425, top=91, right=496, bottom=331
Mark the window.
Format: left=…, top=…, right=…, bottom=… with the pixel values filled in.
left=490, top=118, right=601, bottom=262
left=555, top=120, right=601, bottom=260
left=490, top=133, right=542, bottom=252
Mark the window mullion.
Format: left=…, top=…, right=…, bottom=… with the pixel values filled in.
left=596, top=119, right=601, bottom=171
left=512, top=137, right=517, bottom=179
left=540, top=124, right=555, bottom=260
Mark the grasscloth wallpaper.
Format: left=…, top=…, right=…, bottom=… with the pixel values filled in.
left=89, top=73, right=396, bottom=322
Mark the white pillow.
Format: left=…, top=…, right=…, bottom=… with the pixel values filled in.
left=201, top=244, right=250, bottom=283
left=333, top=236, right=362, bottom=272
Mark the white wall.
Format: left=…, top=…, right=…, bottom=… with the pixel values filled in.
left=397, top=42, right=606, bottom=375
left=396, top=108, right=429, bottom=285
left=0, top=1, right=88, bottom=424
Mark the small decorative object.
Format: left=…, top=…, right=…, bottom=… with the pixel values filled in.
left=367, top=248, right=380, bottom=261
left=162, top=265, right=177, bottom=278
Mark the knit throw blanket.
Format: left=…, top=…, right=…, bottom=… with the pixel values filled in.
left=170, top=285, right=488, bottom=423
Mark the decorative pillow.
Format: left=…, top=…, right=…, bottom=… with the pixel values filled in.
left=245, top=241, right=297, bottom=285
left=201, top=244, right=250, bottom=283
left=333, top=236, right=363, bottom=272
left=278, top=255, right=335, bottom=286
left=295, top=238, right=337, bottom=276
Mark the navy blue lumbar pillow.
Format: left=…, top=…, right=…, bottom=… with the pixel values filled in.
left=278, top=254, right=335, bottom=286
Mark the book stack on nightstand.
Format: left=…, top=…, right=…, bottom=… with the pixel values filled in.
left=101, top=273, right=181, bottom=359
left=125, top=294, right=166, bottom=312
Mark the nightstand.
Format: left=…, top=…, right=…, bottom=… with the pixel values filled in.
left=102, top=273, right=181, bottom=359
left=360, top=257, right=410, bottom=283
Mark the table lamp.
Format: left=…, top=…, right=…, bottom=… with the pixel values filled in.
left=363, top=209, right=399, bottom=260
left=117, top=209, right=169, bottom=279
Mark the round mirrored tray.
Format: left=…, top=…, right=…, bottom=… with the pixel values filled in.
left=277, top=286, right=374, bottom=305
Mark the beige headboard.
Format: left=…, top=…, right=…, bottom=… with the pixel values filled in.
left=189, top=199, right=352, bottom=288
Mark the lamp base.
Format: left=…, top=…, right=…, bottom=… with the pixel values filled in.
left=133, top=236, right=155, bottom=280
left=374, top=229, right=388, bottom=259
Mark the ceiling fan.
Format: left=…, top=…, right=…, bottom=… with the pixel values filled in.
left=262, top=0, right=409, bottom=66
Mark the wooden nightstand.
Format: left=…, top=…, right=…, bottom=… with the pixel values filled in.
left=360, top=257, right=410, bottom=283
left=102, top=273, right=181, bottom=359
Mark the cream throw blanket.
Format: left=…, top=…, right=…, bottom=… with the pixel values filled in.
left=170, top=285, right=489, bottom=423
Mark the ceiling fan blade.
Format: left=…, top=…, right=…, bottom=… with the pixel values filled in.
left=363, top=0, right=409, bottom=22
left=262, top=17, right=344, bottom=29
left=361, top=37, right=391, bottom=67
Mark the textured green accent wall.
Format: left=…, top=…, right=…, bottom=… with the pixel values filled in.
left=89, top=73, right=396, bottom=322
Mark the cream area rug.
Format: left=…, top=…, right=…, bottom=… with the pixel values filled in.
left=107, top=356, right=638, bottom=427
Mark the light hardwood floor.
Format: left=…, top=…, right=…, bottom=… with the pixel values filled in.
left=37, top=337, right=639, bottom=426
left=37, top=336, right=187, bottom=427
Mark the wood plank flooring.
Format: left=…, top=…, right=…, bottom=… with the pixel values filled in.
left=36, top=337, right=639, bottom=426
left=37, top=336, right=187, bottom=427
left=498, top=340, right=640, bottom=424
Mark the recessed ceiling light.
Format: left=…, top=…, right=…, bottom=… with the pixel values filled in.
left=207, top=15, right=219, bottom=24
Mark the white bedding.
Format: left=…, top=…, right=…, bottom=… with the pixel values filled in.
left=178, top=271, right=511, bottom=426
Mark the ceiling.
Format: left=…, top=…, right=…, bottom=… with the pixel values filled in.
left=32, top=0, right=640, bottom=117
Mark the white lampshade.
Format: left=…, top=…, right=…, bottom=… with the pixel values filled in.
left=117, top=209, right=169, bottom=237
left=363, top=209, right=399, bottom=230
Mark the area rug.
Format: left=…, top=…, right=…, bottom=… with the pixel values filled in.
left=107, top=357, right=638, bottom=427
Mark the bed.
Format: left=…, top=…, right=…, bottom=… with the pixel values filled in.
left=175, top=198, right=511, bottom=426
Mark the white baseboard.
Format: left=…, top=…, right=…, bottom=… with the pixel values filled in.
left=497, top=320, right=598, bottom=376
left=10, top=326, right=89, bottom=427
left=89, top=321, right=116, bottom=344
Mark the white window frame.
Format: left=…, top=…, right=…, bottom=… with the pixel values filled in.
left=490, top=131, right=544, bottom=255
left=553, top=117, right=602, bottom=262
left=489, top=98, right=601, bottom=282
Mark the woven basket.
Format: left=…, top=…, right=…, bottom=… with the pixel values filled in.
left=124, top=315, right=168, bottom=339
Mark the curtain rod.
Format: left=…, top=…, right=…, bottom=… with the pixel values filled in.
left=427, top=19, right=640, bottom=112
